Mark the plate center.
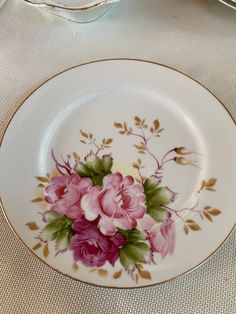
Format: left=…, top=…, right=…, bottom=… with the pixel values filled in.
left=39, top=88, right=206, bottom=213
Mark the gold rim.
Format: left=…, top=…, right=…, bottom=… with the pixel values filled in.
left=0, top=58, right=235, bottom=289
left=24, top=0, right=114, bottom=11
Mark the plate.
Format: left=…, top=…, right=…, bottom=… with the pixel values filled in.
left=0, top=59, right=235, bottom=288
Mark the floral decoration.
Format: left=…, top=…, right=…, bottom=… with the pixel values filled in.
left=27, top=116, right=221, bottom=282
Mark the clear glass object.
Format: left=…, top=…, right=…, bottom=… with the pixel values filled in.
left=24, top=0, right=120, bottom=23
left=218, top=0, right=236, bottom=9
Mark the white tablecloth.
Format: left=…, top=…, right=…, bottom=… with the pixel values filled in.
left=0, top=0, right=235, bottom=313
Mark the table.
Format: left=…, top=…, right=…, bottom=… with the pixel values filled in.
left=0, top=0, right=235, bottom=313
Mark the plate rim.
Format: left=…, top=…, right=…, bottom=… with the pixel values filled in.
left=0, top=58, right=235, bottom=289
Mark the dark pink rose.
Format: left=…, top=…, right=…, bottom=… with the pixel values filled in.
left=70, top=217, right=126, bottom=267
left=141, top=215, right=176, bottom=258
left=81, top=172, right=147, bottom=236
left=45, top=173, right=93, bottom=220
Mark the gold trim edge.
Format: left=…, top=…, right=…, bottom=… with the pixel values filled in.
left=0, top=58, right=235, bottom=289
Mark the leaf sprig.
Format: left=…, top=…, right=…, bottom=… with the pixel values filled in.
left=129, top=263, right=151, bottom=283
left=35, top=176, right=49, bottom=183
left=136, top=263, right=151, bottom=280
left=89, top=268, right=108, bottom=277
left=200, top=178, right=217, bottom=192
left=132, top=159, right=144, bottom=170
left=132, top=159, right=146, bottom=183
left=80, top=129, right=113, bottom=150
left=113, top=269, right=123, bottom=279
left=102, top=138, right=113, bottom=148
left=32, top=242, right=49, bottom=258
left=183, top=219, right=201, bottom=235
left=72, top=152, right=80, bottom=161
left=149, top=119, right=164, bottom=137
left=114, top=122, right=132, bottom=135
left=183, top=206, right=221, bottom=235
left=115, top=116, right=164, bottom=138
left=200, top=206, right=221, bottom=222
left=134, top=116, right=148, bottom=129
left=25, top=221, right=40, bottom=231
left=134, top=142, right=146, bottom=154
left=31, top=197, right=44, bottom=203
left=35, top=175, right=51, bottom=189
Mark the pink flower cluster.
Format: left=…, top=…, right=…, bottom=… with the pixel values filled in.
left=70, top=217, right=125, bottom=267
left=45, top=172, right=146, bottom=235
left=141, top=215, right=175, bottom=258
left=81, top=172, right=147, bottom=236
left=45, top=173, right=92, bottom=220
left=44, top=172, right=175, bottom=267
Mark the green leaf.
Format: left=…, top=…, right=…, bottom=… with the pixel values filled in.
left=120, top=242, right=150, bottom=270
left=143, top=177, right=159, bottom=195
left=118, top=228, right=146, bottom=242
left=91, top=175, right=104, bottom=188
left=144, top=178, right=173, bottom=223
left=41, top=214, right=74, bottom=244
left=76, top=163, right=92, bottom=177
left=152, top=188, right=173, bottom=206
left=118, top=228, right=150, bottom=270
left=85, top=155, right=101, bottom=172
left=77, top=155, right=113, bottom=187
left=102, top=156, right=113, bottom=173
left=46, top=211, right=61, bottom=222
left=43, top=219, right=65, bottom=233
left=55, top=229, right=72, bottom=252
left=148, top=206, right=168, bottom=223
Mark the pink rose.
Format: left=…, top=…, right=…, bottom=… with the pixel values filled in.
left=141, top=215, right=176, bottom=258
left=45, top=173, right=93, bottom=220
left=81, top=172, right=147, bottom=236
left=70, top=217, right=126, bottom=267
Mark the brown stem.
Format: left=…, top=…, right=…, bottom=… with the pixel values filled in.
left=130, top=132, right=145, bottom=140
left=130, top=129, right=161, bottom=172
left=91, top=142, right=102, bottom=156
left=51, top=149, right=71, bottom=174
left=164, top=205, right=185, bottom=222
left=138, top=168, right=144, bottom=184
left=144, top=138, right=160, bottom=169
left=162, top=194, right=201, bottom=219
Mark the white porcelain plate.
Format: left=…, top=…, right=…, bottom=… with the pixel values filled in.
left=0, top=59, right=235, bottom=288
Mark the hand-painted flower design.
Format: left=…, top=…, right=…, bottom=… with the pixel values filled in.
left=81, top=172, right=147, bottom=236
left=45, top=173, right=93, bottom=220
left=151, top=219, right=176, bottom=258
left=70, top=217, right=126, bottom=267
left=141, top=215, right=176, bottom=258
left=29, top=116, right=220, bottom=282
